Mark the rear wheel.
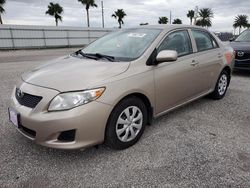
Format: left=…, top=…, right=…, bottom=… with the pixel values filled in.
left=210, top=70, right=230, bottom=100
left=105, top=97, right=147, bottom=150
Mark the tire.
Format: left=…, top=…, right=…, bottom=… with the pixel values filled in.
left=210, top=70, right=230, bottom=100
left=105, top=97, right=148, bottom=150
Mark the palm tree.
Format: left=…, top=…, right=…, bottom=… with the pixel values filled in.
left=196, top=8, right=213, bottom=28
left=187, top=10, right=194, bottom=25
left=173, top=18, right=182, bottom=24
left=78, top=0, right=97, bottom=27
left=0, top=0, right=6, bottom=24
left=140, top=23, right=148, bottom=26
left=233, top=15, right=248, bottom=34
left=158, top=17, right=168, bottom=24
left=112, top=9, right=127, bottom=29
left=45, top=2, right=63, bottom=26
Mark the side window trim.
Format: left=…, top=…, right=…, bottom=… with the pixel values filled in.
left=210, top=35, right=219, bottom=48
left=156, top=29, right=194, bottom=58
left=188, top=29, right=198, bottom=53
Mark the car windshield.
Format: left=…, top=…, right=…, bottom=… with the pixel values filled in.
left=235, top=30, right=250, bottom=42
left=81, top=28, right=162, bottom=61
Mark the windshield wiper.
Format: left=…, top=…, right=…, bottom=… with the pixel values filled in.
left=75, top=50, right=98, bottom=60
left=75, top=50, right=116, bottom=62
left=92, top=53, right=115, bottom=62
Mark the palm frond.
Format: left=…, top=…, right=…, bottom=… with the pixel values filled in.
left=0, top=6, right=4, bottom=13
left=45, top=2, right=64, bottom=26
left=112, top=9, right=127, bottom=28
left=0, top=0, right=6, bottom=13
left=158, top=17, right=168, bottom=24
left=78, top=0, right=98, bottom=8
left=0, top=0, right=6, bottom=5
left=196, top=8, right=213, bottom=27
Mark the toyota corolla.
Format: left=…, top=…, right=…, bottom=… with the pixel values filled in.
left=9, top=25, right=234, bottom=150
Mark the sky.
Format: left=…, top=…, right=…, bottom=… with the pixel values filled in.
left=1, top=0, right=250, bottom=33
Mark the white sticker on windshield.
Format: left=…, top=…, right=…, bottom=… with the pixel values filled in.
left=128, top=33, right=147, bottom=38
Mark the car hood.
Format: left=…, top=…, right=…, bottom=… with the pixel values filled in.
left=22, top=55, right=130, bottom=91
left=230, top=41, right=250, bottom=51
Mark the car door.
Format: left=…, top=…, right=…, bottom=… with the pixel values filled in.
left=190, top=29, right=223, bottom=92
left=154, top=29, right=202, bottom=114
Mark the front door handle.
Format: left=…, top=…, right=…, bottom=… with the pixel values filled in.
left=190, top=60, right=199, bottom=66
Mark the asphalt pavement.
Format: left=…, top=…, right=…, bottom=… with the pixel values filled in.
left=0, top=48, right=250, bottom=188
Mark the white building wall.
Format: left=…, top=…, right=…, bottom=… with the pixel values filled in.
left=0, top=25, right=114, bottom=49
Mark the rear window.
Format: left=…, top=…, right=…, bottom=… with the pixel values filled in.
left=192, top=30, right=218, bottom=52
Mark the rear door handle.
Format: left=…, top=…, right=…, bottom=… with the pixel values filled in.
left=190, top=60, right=199, bottom=66
left=218, top=53, right=223, bottom=58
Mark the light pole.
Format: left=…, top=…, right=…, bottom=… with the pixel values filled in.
left=101, top=1, right=104, bottom=28
left=169, top=11, right=172, bottom=24
left=194, top=6, right=199, bottom=25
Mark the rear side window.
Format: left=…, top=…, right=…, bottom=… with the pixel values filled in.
left=192, top=30, right=218, bottom=52
left=158, top=30, right=192, bottom=57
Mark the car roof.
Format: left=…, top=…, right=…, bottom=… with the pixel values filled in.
left=137, top=24, right=206, bottom=31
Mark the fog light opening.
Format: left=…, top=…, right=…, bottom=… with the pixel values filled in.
left=57, top=129, right=76, bottom=142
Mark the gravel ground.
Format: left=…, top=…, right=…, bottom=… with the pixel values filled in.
left=0, top=49, right=250, bottom=188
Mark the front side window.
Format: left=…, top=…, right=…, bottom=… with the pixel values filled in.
left=82, top=28, right=162, bottom=61
left=192, top=30, right=216, bottom=52
left=157, top=30, right=193, bottom=57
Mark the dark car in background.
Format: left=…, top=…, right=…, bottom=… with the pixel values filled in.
left=215, top=32, right=233, bottom=42
left=230, top=29, right=250, bottom=70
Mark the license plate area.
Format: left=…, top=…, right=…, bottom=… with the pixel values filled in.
left=8, top=108, right=20, bottom=128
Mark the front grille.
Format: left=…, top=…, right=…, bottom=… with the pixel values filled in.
left=15, top=88, right=42, bottom=108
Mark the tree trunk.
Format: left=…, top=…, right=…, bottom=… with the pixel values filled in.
left=119, top=21, right=121, bottom=29
left=190, top=18, right=192, bottom=25
left=55, top=18, right=58, bottom=27
left=87, top=9, right=90, bottom=27
left=0, top=14, right=3, bottom=24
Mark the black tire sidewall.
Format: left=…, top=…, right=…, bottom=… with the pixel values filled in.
left=105, top=97, right=147, bottom=150
left=213, top=70, right=230, bottom=99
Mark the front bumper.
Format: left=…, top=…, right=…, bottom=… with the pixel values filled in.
left=234, top=59, right=250, bottom=70
left=10, top=82, right=113, bottom=149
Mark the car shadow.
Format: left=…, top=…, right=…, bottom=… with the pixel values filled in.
left=233, top=69, right=250, bottom=77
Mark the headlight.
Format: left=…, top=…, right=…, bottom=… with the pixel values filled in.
left=48, top=87, right=105, bottom=111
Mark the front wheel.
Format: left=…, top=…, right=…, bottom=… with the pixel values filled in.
left=105, top=97, right=147, bottom=150
left=210, top=70, right=230, bottom=100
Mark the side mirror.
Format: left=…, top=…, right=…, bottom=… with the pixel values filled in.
left=156, top=50, right=178, bottom=63
left=229, top=37, right=235, bottom=42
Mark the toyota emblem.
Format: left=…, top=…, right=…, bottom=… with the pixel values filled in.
left=237, top=51, right=244, bottom=57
